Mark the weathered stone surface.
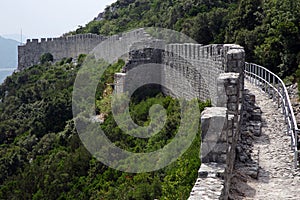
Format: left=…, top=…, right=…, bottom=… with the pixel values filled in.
left=115, top=42, right=246, bottom=109
left=201, top=107, right=229, bottom=164
left=20, top=30, right=300, bottom=199
left=114, top=73, right=126, bottom=94
left=217, top=73, right=240, bottom=111
left=188, top=177, right=224, bottom=200
left=198, top=163, right=226, bottom=178
left=189, top=163, right=226, bottom=200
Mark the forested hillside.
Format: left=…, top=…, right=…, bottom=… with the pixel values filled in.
left=0, top=55, right=210, bottom=199
left=1, top=0, right=300, bottom=199
left=73, top=0, right=300, bottom=82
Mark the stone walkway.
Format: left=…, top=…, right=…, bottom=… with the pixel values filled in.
left=235, top=81, right=300, bottom=199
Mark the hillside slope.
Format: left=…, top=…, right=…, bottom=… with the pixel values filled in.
left=0, top=0, right=300, bottom=199
left=74, top=0, right=300, bottom=80
left=0, top=56, right=209, bottom=199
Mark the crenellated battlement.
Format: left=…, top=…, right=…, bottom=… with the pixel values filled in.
left=18, top=34, right=107, bottom=70
left=23, top=34, right=106, bottom=45
left=17, top=30, right=152, bottom=70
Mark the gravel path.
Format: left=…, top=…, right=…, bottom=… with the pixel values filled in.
left=240, top=81, right=300, bottom=199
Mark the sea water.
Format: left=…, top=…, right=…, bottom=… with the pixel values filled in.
left=0, top=68, right=15, bottom=84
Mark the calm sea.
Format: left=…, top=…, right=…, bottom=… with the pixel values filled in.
left=0, top=68, right=15, bottom=84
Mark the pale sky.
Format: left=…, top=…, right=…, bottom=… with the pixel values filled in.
left=0, top=0, right=117, bottom=40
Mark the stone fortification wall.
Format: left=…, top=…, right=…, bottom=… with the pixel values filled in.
left=18, top=28, right=151, bottom=70
left=113, top=41, right=246, bottom=200
left=18, top=34, right=107, bottom=70
left=115, top=41, right=245, bottom=106
left=163, top=44, right=224, bottom=104
left=92, top=28, right=151, bottom=64
left=189, top=47, right=245, bottom=200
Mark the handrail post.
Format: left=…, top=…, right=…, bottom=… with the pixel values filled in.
left=268, top=72, right=271, bottom=98
left=281, top=86, right=284, bottom=114
left=295, top=129, right=299, bottom=168
left=255, top=65, right=258, bottom=85
left=248, top=63, right=251, bottom=82
left=253, top=64, right=255, bottom=84
left=252, top=64, right=254, bottom=84
left=277, top=83, right=281, bottom=108
left=264, top=69, right=267, bottom=93
left=272, top=75, right=275, bottom=101
left=295, top=150, right=298, bottom=169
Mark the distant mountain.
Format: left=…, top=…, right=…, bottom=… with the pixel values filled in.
left=0, top=36, right=19, bottom=69
left=2, top=34, right=29, bottom=43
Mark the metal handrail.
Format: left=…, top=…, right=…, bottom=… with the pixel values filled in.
left=244, top=62, right=299, bottom=168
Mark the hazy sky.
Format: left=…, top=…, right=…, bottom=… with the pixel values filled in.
left=0, top=0, right=116, bottom=40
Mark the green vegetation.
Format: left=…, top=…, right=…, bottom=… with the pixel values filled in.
left=73, top=0, right=300, bottom=87
left=40, top=53, right=54, bottom=65
left=0, top=55, right=210, bottom=199
left=1, top=0, right=300, bottom=198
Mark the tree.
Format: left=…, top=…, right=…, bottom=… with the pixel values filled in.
left=40, top=53, right=54, bottom=65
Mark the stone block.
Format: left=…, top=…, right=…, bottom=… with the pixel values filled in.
left=250, top=109, right=262, bottom=121
left=114, top=73, right=126, bottom=94
left=227, top=103, right=238, bottom=112
left=201, top=141, right=228, bottom=156
left=212, top=142, right=228, bottom=154
left=201, top=107, right=228, bottom=140
left=198, top=163, right=226, bottom=178
left=228, top=49, right=244, bottom=60
left=217, top=73, right=240, bottom=107
left=228, top=95, right=238, bottom=103
left=227, top=61, right=237, bottom=69
left=226, top=85, right=238, bottom=96
left=237, top=60, right=245, bottom=68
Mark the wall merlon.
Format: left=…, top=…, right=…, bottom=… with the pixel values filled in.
left=200, top=107, right=228, bottom=163
left=114, top=73, right=126, bottom=94
left=217, top=73, right=240, bottom=110
left=227, top=49, right=245, bottom=60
